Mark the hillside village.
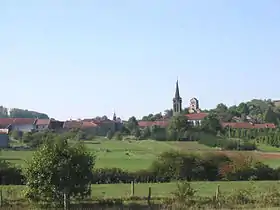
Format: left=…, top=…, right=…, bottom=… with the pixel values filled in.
left=0, top=80, right=279, bottom=136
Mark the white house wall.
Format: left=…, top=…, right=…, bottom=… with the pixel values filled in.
left=13, top=124, right=35, bottom=132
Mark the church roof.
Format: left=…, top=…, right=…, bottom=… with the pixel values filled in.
left=174, top=80, right=181, bottom=99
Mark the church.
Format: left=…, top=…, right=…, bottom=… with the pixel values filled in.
left=138, top=80, right=208, bottom=128
left=172, top=80, right=208, bottom=125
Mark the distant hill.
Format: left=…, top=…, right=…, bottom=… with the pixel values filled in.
left=0, top=106, right=49, bottom=119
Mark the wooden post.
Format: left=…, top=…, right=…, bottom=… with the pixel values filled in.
left=147, top=187, right=151, bottom=205
left=215, top=184, right=220, bottom=200
left=0, top=188, right=2, bottom=207
left=131, top=181, right=135, bottom=196
left=63, top=191, right=69, bottom=210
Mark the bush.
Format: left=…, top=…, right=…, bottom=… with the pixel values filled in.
left=0, top=161, right=25, bottom=185
left=114, top=132, right=123, bottom=140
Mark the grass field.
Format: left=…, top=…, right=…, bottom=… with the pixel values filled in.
left=2, top=139, right=280, bottom=170
left=1, top=181, right=280, bottom=200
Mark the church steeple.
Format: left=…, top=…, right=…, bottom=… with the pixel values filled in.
left=175, top=79, right=180, bottom=99
left=173, top=79, right=182, bottom=116
left=113, top=111, right=117, bottom=121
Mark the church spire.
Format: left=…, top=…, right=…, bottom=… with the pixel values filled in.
left=175, top=79, right=180, bottom=99
left=113, top=111, right=117, bottom=121
left=173, top=79, right=182, bottom=116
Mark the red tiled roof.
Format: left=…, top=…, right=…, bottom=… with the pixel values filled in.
left=0, top=118, right=36, bottom=125
left=185, top=113, right=208, bottom=120
left=138, top=120, right=169, bottom=127
left=36, top=119, right=51, bottom=125
left=221, top=122, right=276, bottom=129
left=81, top=121, right=99, bottom=129
left=0, top=118, right=14, bottom=126
left=63, top=120, right=82, bottom=129
left=13, top=118, right=36, bottom=125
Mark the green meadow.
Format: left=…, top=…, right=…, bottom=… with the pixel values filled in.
left=2, top=138, right=280, bottom=170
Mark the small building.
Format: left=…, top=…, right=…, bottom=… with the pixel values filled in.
left=138, top=120, right=169, bottom=128
left=0, top=129, right=9, bottom=148
left=11, top=118, right=37, bottom=132
left=185, top=113, right=208, bottom=126
left=36, top=119, right=51, bottom=131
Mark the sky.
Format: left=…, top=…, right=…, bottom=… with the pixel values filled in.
left=1, top=0, right=280, bottom=120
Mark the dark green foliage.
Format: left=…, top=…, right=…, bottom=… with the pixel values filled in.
left=9, top=108, right=49, bottom=119
left=0, top=160, right=24, bottom=185
left=24, top=139, right=95, bottom=204
left=10, top=130, right=23, bottom=140
left=114, top=131, right=123, bottom=140
left=201, top=113, right=222, bottom=134
left=106, top=130, right=113, bottom=139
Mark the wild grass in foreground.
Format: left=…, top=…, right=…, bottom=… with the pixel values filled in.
left=1, top=181, right=280, bottom=209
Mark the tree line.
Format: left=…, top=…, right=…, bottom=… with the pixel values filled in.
left=141, top=99, right=280, bottom=125
left=0, top=106, right=49, bottom=119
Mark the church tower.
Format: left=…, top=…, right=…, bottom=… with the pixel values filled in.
left=173, top=80, right=182, bottom=116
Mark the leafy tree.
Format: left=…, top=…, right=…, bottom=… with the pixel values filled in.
left=264, top=107, right=278, bottom=124
left=201, top=113, right=222, bottom=134
left=141, top=127, right=151, bottom=139
left=164, top=109, right=173, bottom=118
left=126, top=116, right=138, bottom=132
left=10, top=130, right=23, bottom=140
left=132, top=127, right=141, bottom=138
left=24, top=139, right=95, bottom=205
left=106, top=130, right=113, bottom=139
left=167, top=114, right=189, bottom=138
left=0, top=106, right=8, bottom=118
left=9, top=108, right=49, bottom=119
left=114, top=131, right=123, bottom=140
left=237, top=103, right=249, bottom=115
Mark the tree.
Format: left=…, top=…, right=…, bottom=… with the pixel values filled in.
left=141, top=127, right=151, bottom=139
left=24, top=139, right=95, bottom=205
left=237, top=103, right=249, bottom=116
left=106, top=130, right=113, bottom=139
left=10, top=130, right=23, bottom=140
left=9, top=108, right=49, bottom=119
left=167, top=114, right=189, bottom=139
left=126, top=116, right=138, bottom=132
left=132, top=127, right=141, bottom=138
left=264, top=107, right=278, bottom=124
left=114, top=131, right=123, bottom=140
left=201, top=113, right=222, bottom=134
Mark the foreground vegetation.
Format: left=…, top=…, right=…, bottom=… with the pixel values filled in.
left=2, top=181, right=280, bottom=209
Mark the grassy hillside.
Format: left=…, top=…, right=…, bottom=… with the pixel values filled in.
left=2, top=138, right=280, bottom=170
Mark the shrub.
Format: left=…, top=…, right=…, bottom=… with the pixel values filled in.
left=0, top=161, right=24, bottom=185
left=114, top=131, right=123, bottom=140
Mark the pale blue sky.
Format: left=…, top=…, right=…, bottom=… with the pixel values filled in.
left=1, top=1, right=279, bottom=120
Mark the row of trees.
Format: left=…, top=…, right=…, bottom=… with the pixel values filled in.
left=141, top=99, right=280, bottom=125
left=0, top=106, right=49, bottom=119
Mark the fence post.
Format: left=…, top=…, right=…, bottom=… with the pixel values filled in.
left=0, top=176, right=5, bottom=207
left=63, top=189, right=69, bottom=210
left=147, top=187, right=151, bottom=205
left=215, top=184, right=220, bottom=200
left=130, top=181, right=135, bottom=196
left=0, top=186, right=2, bottom=207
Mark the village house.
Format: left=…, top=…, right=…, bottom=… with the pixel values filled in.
left=63, top=113, right=123, bottom=136
left=0, top=118, right=37, bottom=132
left=0, top=128, right=9, bottom=148
left=36, top=119, right=64, bottom=131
